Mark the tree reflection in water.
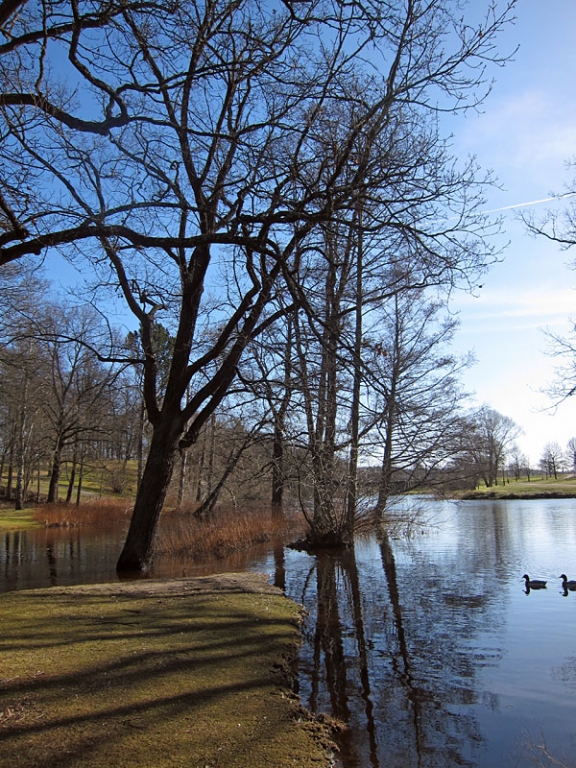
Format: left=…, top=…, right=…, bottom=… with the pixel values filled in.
left=290, top=535, right=494, bottom=768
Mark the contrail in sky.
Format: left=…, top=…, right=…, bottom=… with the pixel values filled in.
left=482, top=191, right=576, bottom=215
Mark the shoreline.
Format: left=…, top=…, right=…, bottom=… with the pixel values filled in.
left=458, top=490, right=576, bottom=500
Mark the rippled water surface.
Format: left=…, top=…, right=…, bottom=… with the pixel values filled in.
left=3, top=496, right=576, bottom=767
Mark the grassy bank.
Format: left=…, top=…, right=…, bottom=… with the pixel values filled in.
left=0, top=575, right=336, bottom=768
left=0, top=508, right=42, bottom=531
left=457, top=476, right=576, bottom=499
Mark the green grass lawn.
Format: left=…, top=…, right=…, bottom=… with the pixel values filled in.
left=0, top=508, right=42, bottom=531
left=0, top=459, right=140, bottom=531
left=0, top=575, right=336, bottom=768
left=460, top=475, right=576, bottom=498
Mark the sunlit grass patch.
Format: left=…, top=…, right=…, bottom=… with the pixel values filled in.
left=458, top=475, right=576, bottom=499
left=0, top=576, right=335, bottom=768
left=0, top=508, right=41, bottom=531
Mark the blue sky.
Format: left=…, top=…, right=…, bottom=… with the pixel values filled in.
left=447, top=0, right=576, bottom=465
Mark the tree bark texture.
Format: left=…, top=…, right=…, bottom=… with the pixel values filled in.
left=116, top=423, right=180, bottom=572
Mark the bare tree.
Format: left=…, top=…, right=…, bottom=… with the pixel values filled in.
left=0, top=0, right=516, bottom=569
left=371, top=289, right=473, bottom=516
left=524, top=160, right=576, bottom=402
left=239, top=314, right=296, bottom=512
left=567, top=437, right=576, bottom=474
left=0, top=336, right=44, bottom=507
left=38, top=307, right=121, bottom=502
left=540, top=441, right=564, bottom=480
left=508, top=446, right=530, bottom=481
left=466, top=406, right=522, bottom=487
left=0, top=265, right=51, bottom=507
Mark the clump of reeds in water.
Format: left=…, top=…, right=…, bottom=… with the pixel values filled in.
left=33, top=500, right=133, bottom=528
left=155, top=503, right=307, bottom=559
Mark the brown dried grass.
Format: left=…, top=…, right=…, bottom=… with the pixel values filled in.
left=155, top=503, right=307, bottom=559
left=31, top=499, right=308, bottom=561
left=32, top=499, right=132, bottom=527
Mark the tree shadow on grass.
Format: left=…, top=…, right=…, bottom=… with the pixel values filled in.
left=0, top=577, right=324, bottom=768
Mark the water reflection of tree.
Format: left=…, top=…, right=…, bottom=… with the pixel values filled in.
left=379, top=533, right=424, bottom=766
left=297, top=550, right=378, bottom=767
left=0, top=527, right=123, bottom=592
left=293, top=527, right=509, bottom=768
left=313, top=553, right=350, bottom=721
left=2, top=531, right=23, bottom=591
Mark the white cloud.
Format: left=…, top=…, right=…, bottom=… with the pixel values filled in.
left=452, top=287, right=576, bottom=334
left=456, top=89, right=576, bottom=194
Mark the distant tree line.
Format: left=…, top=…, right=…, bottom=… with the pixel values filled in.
left=3, top=263, right=558, bottom=511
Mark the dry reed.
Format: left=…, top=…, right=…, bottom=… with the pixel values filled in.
left=155, top=503, right=306, bottom=559
left=31, top=499, right=308, bottom=561
left=33, top=500, right=132, bottom=527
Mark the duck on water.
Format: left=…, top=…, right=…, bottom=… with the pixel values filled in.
left=522, top=574, right=547, bottom=590
left=560, top=574, right=576, bottom=591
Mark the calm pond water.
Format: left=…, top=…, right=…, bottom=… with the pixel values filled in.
left=3, top=496, right=576, bottom=768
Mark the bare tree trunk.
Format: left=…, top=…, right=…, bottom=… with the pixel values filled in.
left=271, top=423, right=285, bottom=510
left=66, top=444, right=78, bottom=504
left=345, top=206, right=363, bottom=537
left=177, top=448, right=187, bottom=507
left=270, top=316, right=293, bottom=513
left=293, top=257, right=351, bottom=548
left=75, top=453, right=84, bottom=506
left=5, top=448, right=13, bottom=501
left=374, top=410, right=395, bottom=522
left=194, top=429, right=207, bottom=503
left=136, top=398, right=145, bottom=492
left=14, top=396, right=27, bottom=510
left=373, top=294, right=403, bottom=521
left=310, top=252, right=341, bottom=543
left=116, top=422, right=180, bottom=572
left=47, top=436, right=63, bottom=503
left=207, top=413, right=216, bottom=497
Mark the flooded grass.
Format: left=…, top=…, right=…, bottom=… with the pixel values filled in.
left=22, top=499, right=308, bottom=564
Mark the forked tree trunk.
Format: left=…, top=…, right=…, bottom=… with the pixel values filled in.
left=305, top=450, right=354, bottom=549
left=116, top=423, right=180, bottom=572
